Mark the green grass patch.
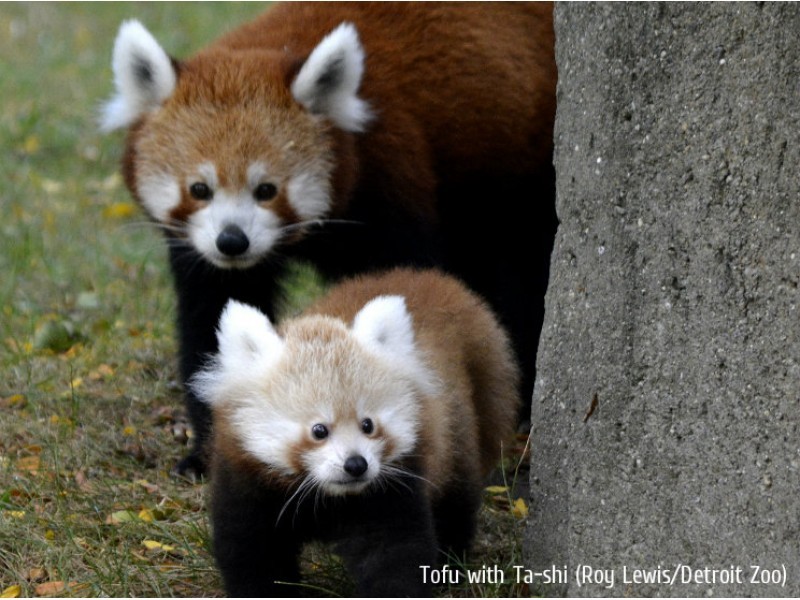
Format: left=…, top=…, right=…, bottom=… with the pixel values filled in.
left=0, top=4, right=527, bottom=596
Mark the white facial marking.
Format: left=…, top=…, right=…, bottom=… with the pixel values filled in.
left=136, top=172, right=180, bottom=223
left=187, top=189, right=282, bottom=268
left=194, top=162, right=219, bottom=189
left=247, top=161, right=272, bottom=190
left=287, top=171, right=332, bottom=220
left=181, top=162, right=284, bottom=268
left=234, top=409, right=302, bottom=477
left=310, top=430, right=381, bottom=496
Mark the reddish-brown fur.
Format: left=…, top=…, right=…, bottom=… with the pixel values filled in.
left=203, top=268, right=520, bottom=596
left=303, top=268, right=521, bottom=483
left=210, top=268, right=519, bottom=497
left=114, top=2, right=556, bottom=479
left=123, top=2, right=555, bottom=229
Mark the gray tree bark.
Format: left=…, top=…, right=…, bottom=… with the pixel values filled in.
left=526, top=3, right=800, bottom=596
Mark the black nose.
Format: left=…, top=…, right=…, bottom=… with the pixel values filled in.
left=343, top=455, right=368, bottom=477
left=216, top=224, right=250, bottom=256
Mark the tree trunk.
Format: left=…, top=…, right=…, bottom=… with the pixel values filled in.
left=526, top=3, right=800, bottom=596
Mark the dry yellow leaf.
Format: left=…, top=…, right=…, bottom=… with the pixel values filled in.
left=511, top=497, right=529, bottom=519
left=485, top=485, right=509, bottom=495
left=5, top=394, right=26, bottom=408
left=103, top=202, right=137, bottom=220
left=138, top=508, right=154, bottom=523
left=88, top=364, right=115, bottom=380
left=22, top=135, right=40, bottom=155
left=142, top=539, right=175, bottom=552
left=0, top=585, right=21, bottom=598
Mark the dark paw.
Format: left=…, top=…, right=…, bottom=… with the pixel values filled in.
left=172, top=451, right=207, bottom=482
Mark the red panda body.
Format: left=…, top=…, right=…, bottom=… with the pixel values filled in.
left=103, top=2, right=556, bottom=475
left=193, top=268, right=520, bottom=596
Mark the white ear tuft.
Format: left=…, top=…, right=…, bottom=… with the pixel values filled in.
left=190, top=301, right=284, bottom=406
left=352, top=295, right=415, bottom=359
left=216, top=300, right=284, bottom=370
left=352, top=295, right=440, bottom=397
left=291, top=22, right=372, bottom=132
left=100, top=20, right=177, bottom=131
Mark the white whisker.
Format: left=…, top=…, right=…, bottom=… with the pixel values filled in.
left=277, top=475, right=316, bottom=525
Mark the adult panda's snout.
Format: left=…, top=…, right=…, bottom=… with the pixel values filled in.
left=216, top=224, right=250, bottom=256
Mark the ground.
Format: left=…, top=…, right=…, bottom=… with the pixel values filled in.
left=0, top=4, right=529, bottom=597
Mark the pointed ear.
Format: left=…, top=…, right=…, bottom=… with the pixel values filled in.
left=100, top=20, right=177, bottom=131
left=291, top=22, right=372, bottom=132
left=352, top=296, right=416, bottom=359
left=216, top=300, right=284, bottom=372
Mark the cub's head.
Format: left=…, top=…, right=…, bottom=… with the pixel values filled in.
left=102, top=20, right=370, bottom=269
left=192, top=297, right=438, bottom=497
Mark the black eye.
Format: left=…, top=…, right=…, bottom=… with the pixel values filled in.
left=311, top=423, right=329, bottom=440
left=361, top=418, right=374, bottom=435
left=189, top=182, right=212, bottom=201
left=254, top=182, right=278, bottom=201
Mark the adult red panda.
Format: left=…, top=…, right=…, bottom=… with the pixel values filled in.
left=191, top=268, right=520, bottom=597
left=102, top=2, right=556, bottom=476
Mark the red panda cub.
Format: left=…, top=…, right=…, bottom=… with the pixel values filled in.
left=192, top=268, right=520, bottom=597
left=102, top=3, right=556, bottom=476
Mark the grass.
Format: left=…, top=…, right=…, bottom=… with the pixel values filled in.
left=0, top=4, right=529, bottom=597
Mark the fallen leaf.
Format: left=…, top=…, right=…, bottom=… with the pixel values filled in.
left=27, top=567, right=46, bottom=583
left=511, top=497, right=529, bottom=519
left=1, top=394, right=26, bottom=409
left=101, top=173, right=122, bottom=191
left=0, top=585, right=21, bottom=598
left=106, top=510, right=138, bottom=524
left=142, top=539, right=175, bottom=552
left=103, top=202, right=137, bottom=220
left=138, top=508, right=154, bottom=523
left=40, top=179, right=64, bottom=194
left=485, top=485, right=509, bottom=495
left=134, top=479, right=160, bottom=494
left=88, top=364, right=114, bottom=380
left=34, top=581, right=69, bottom=597
left=21, top=135, right=40, bottom=155
left=33, top=581, right=86, bottom=597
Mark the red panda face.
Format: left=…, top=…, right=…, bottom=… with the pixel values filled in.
left=291, top=413, right=391, bottom=497
left=131, top=57, right=337, bottom=269
left=192, top=298, right=439, bottom=496
left=104, top=20, right=370, bottom=269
